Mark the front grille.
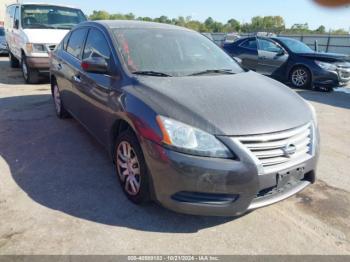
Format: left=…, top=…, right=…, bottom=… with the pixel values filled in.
left=236, top=123, right=313, bottom=172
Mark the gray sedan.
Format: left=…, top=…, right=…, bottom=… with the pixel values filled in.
left=49, top=20, right=319, bottom=216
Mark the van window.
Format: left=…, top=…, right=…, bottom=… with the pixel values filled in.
left=21, top=5, right=86, bottom=30
left=0, top=28, right=4, bottom=36
left=83, top=29, right=111, bottom=60
left=66, top=28, right=88, bottom=59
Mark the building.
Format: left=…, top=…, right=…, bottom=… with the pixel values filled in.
left=0, top=0, right=17, bottom=25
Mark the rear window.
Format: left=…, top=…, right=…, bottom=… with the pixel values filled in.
left=0, top=28, right=4, bottom=36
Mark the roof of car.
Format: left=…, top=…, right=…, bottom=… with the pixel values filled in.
left=92, top=20, right=192, bottom=31
left=8, top=2, right=79, bottom=9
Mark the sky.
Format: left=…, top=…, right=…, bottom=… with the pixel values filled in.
left=44, top=0, right=350, bottom=31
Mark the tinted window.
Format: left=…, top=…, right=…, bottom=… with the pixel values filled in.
left=241, top=39, right=257, bottom=50
left=21, top=5, right=86, bottom=29
left=0, top=28, right=4, bottom=36
left=277, top=38, right=314, bottom=53
left=114, top=28, right=243, bottom=77
left=258, top=39, right=282, bottom=53
left=67, top=28, right=88, bottom=59
left=83, top=29, right=111, bottom=60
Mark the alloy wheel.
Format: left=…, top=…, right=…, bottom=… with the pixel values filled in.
left=291, top=69, right=308, bottom=87
left=53, top=84, right=62, bottom=114
left=116, top=141, right=141, bottom=196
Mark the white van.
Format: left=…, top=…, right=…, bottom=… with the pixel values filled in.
left=5, top=3, right=86, bottom=83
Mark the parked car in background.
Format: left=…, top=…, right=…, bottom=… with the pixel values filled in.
left=0, top=26, right=8, bottom=55
left=50, top=20, right=319, bottom=216
left=4, top=3, right=86, bottom=83
left=223, top=36, right=350, bottom=91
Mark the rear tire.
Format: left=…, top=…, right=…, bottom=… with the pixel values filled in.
left=22, top=55, right=39, bottom=84
left=290, top=66, right=311, bottom=89
left=9, top=52, right=19, bottom=68
left=114, top=130, right=150, bottom=204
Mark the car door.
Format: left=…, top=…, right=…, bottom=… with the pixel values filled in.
left=12, top=5, right=21, bottom=59
left=62, top=27, right=89, bottom=117
left=257, top=38, right=289, bottom=76
left=236, top=38, right=259, bottom=71
left=74, top=27, right=119, bottom=145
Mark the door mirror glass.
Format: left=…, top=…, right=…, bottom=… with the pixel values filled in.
left=81, top=57, right=109, bottom=74
left=14, top=19, right=19, bottom=29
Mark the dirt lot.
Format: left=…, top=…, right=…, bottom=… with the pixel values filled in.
left=0, top=56, right=350, bottom=255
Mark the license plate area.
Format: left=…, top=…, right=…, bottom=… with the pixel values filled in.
left=277, top=166, right=305, bottom=189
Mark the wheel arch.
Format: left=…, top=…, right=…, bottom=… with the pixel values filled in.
left=110, top=118, right=137, bottom=159
left=288, top=63, right=313, bottom=83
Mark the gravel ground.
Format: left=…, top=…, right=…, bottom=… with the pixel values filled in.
left=0, top=56, right=349, bottom=255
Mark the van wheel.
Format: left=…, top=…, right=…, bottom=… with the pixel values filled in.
left=114, top=130, right=150, bottom=204
left=22, top=56, right=39, bottom=84
left=9, top=52, right=19, bottom=68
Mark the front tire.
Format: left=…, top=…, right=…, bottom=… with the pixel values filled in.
left=114, top=130, right=150, bottom=204
left=52, top=82, right=69, bottom=119
left=22, top=55, right=39, bottom=84
left=290, top=66, right=311, bottom=89
left=9, top=52, right=19, bottom=68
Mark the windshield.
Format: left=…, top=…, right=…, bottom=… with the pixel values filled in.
left=0, top=28, right=4, bottom=36
left=21, top=5, right=86, bottom=30
left=113, top=28, right=244, bottom=77
left=278, top=38, right=314, bottom=53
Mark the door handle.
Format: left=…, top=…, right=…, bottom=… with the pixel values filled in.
left=73, top=75, right=81, bottom=83
left=57, top=63, right=62, bottom=70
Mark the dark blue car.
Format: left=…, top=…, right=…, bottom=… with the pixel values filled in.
left=223, top=36, right=350, bottom=91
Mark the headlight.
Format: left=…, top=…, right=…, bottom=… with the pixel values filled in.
left=315, top=60, right=337, bottom=71
left=156, top=116, right=234, bottom=159
left=26, top=43, right=47, bottom=53
left=307, top=102, right=318, bottom=127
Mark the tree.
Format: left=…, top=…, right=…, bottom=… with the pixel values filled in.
left=290, top=23, right=310, bottom=33
left=330, top=28, right=348, bottom=35
left=89, top=10, right=110, bottom=20
left=225, top=18, right=240, bottom=32
left=315, top=25, right=326, bottom=34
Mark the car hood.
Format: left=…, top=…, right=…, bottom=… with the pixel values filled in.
left=133, top=71, right=312, bottom=136
left=298, top=52, right=350, bottom=62
left=23, top=29, right=69, bottom=44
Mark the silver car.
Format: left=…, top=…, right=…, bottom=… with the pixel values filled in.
left=0, top=27, right=8, bottom=55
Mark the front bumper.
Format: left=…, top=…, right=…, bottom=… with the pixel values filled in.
left=26, top=56, right=50, bottom=72
left=313, top=67, right=350, bottom=87
left=141, top=133, right=319, bottom=217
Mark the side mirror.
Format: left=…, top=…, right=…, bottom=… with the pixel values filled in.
left=14, top=19, right=19, bottom=29
left=81, top=57, right=109, bottom=74
left=276, top=49, right=285, bottom=56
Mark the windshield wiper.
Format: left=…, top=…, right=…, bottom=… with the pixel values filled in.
left=132, top=71, right=172, bottom=77
left=188, top=69, right=235, bottom=76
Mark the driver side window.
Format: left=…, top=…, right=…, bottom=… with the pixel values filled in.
left=258, top=39, right=282, bottom=53
left=83, top=29, right=111, bottom=60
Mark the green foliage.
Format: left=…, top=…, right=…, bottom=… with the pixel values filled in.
left=88, top=10, right=348, bottom=35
